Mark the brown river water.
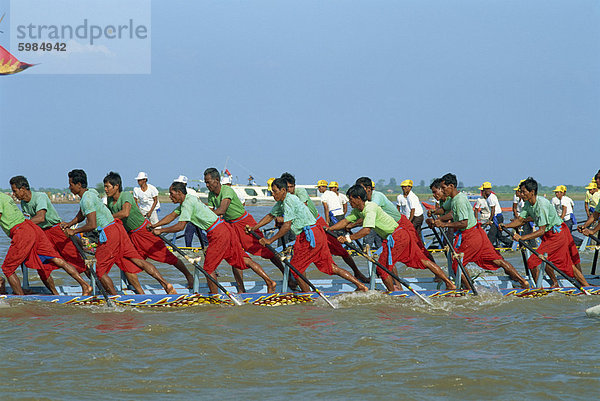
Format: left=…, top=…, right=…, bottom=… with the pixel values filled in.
left=0, top=203, right=599, bottom=400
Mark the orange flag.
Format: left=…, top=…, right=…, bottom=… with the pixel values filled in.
left=0, top=45, right=33, bottom=75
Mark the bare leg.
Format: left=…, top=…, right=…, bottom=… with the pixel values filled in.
left=206, top=272, right=219, bottom=294
left=295, top=275, right=311, bottom=292
left=493, top=259, right=529, bottom=289
left=39, top=275, right=59, bottom=295
left=50, top=257, right=92, bottom=295
left=381, top=275, right=396, bottom=292
left=7, top=274, right=24, bottom=295
left=131, top=258, right=175, bottom=294
left=123, top=272, right=144, bottom=294
left=98, top=274, right=117, bottom=295
left=232, top=267, right=246, bottom=293
left=573, top=265, right=590, bottom=287
left=341, top=254, right=369, bottom=283
left=173, top=259, right=194, bottom=288
left=331, top=265, right=368, bottom=291
left=422, top=259, right=455, bottom=290
left=545, top=266, right=559, bottom=287
left=244, top=257, right=276, bottom=293
left=0, top=277, right=5, bottom=294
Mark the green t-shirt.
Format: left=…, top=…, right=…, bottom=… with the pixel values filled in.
left=346, top=201, right=398, bottom=238
left=520, top=196, right=563, bottom=232
left=451, top=192, right=477, bottom=231
left=371, top=190, right=402, bottom=221
left=0, top=193, right=26, bottom=236
left=442, top=198, right=452, bottom=212
left=294, top=187, right=319, bottom=219
left=21, top=191, right=61, bottom=229
left=281, top=193, right=317, bottom=235
left=80, top=189, right=114, bottom=229
left=175, top=194, right=218, bottom=230
left=107, top=191, right=146, bottom=232
left=207, top=185, right=245, bottom=221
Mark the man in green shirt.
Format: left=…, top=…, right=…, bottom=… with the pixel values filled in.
left=249, top=178, right=368, bottom=292
left=433, top=173, right=529, bottom=289
left=0, top=191, right=90, bottom=296
left=103, top=172, right=194, bottom=288
left=204, top=168, right=292, bottom=287
left=280, top=173, right=369, bottom=283
left=150, top=181, right=276, bottom=294
left=10, top=175, right=90, bottom=282
left=506, top=177, right=589, bottom=288
left=329, top=185, right=455, bottom=292
left=62, top=169, right=176, bottom=295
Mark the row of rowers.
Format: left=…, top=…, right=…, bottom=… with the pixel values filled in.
left=1, top=169, right=597, bottom=297
left=430, top=172, right=600, bottom=289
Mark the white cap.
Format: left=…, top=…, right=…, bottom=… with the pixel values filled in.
left=220, top=176, right=232, bottom=185
left=135, top=171, right=148, bottom=180
left=174, top=175, right=188, bottom=184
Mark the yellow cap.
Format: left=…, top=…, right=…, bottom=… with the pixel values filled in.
left=400, top=179, right=413, bottom=187
left=328, top=181, right=339, bottom=188
left=553, top=185, right=566, bottom=193
left=478, top=181, right=492, bottom=190
left=513, top=179, right=525, bottom=191
left=317, top=179, right=328, bottom=187
left=586, top=182, right=598, bottom=190
left=371, top=181, right=375, bottom=188
left=267, top=177, right=275, bottom=190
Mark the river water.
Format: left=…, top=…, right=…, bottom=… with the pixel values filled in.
left=0, top=202, right=599, bottom=400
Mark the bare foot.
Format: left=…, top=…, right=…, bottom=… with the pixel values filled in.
left=445, top=282, right=456, bottom=290
left=166, top=283, right=177, bottom=295
left=82, top=284, right=93, bottom=296
left=550, top=282, right=559, bottom=288
left=267, top=280, right=277, bottom=294
left=519, top=281, right=530, bottom=289
left=393, top=284, right=403, bottom=292
left=356, top=283, right=368, bottom=291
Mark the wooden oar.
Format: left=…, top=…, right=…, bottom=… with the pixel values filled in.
left=250, top=231, right=337, bottom=309
left=69, top=235, right=114, bottom=307
left=158, top=234, right=243, bottom=306
left=325, top=230, right=433, bottom=305
left=430, top=218, right=478, bottom=295
left=499, top=226, right=590, bottom=295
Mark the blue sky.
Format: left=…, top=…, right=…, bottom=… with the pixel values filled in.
left=1, top=0, right=599, bottom=189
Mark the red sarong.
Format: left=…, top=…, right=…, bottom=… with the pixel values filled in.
left=398, top=215, right=431, bottom=258
left=2, top=220, right=59, bottom=280
left=453, top=224, right=501, bottom=273
left=316, top=215, right=350, bottom=257
left=95, top=220, right=143, bottom=277
left=227, top=212, right=274, bottom=259
left=129, top=220, right=179, bottom=265
left=528, top=223, right=576, bottom=277
left=377, top=226, right=427, bottom=280
left=43, top=224, right=86, bottom=274
left=203, top=219, right=247, bottom=274
left=290, top=225, right=335, bottom=278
